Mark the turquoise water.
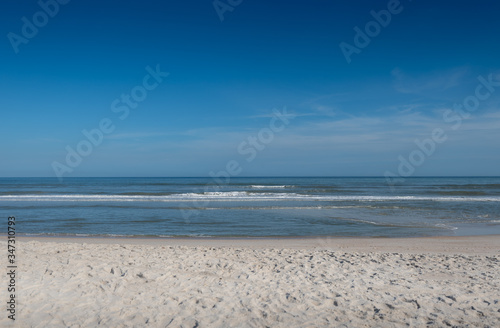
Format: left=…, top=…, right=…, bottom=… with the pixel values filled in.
left=1, top=177, right=499, bottom=237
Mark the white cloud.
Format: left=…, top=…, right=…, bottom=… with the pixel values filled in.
left=106, top=132, right=171, bottom=140
left=391, top=67, right=469, bottom=95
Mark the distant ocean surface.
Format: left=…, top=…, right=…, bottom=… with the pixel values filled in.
left=1, top=177, right=500, bottom=238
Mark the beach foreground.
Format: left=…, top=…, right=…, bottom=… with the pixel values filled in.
left=2, top=236, right=500, bottom=327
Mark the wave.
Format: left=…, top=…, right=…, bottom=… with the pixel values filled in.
left=433, top=184, right=500, bottom=190
left=1, top=193, right=500, bottom=202
left=433, top=223, right=459, bottom=230
left=434, top=191, right=487, bottom=196
left=330, top=217, right=458, bottom=231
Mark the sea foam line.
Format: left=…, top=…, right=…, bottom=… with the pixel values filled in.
left=0, top=193, right=499, bottom=202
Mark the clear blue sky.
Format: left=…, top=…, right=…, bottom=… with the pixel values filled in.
left=1, top=0, right=499, bottom=177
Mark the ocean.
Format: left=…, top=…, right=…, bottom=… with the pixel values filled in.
left=1, top=177, right=499, bottom=238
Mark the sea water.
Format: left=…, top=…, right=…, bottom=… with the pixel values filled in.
left=1, top=177, right=499, bottom=237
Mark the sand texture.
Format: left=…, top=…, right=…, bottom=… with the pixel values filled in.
left=1, top=236, right=499, bottom=327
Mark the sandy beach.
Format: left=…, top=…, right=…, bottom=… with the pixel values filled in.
left=2, top=235, right=499, bottom=327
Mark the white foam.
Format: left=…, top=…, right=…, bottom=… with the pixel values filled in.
left=0, top=194, right=499, bottom=202
left=203, top=191, right=249, bottom=197
left=434, top=224, right=458, bottom=230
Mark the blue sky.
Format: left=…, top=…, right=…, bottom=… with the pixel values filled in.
left=1, top=0, right=500, bottom=177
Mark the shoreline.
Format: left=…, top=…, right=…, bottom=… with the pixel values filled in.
left=15, top=234, right=500, bottom=255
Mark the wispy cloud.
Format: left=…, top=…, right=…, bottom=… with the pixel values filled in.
left=298, top=93, right=354, bottom=118
left=106, top=132, right=172, bottom=140
left=391, top=67, right=469, bottom=95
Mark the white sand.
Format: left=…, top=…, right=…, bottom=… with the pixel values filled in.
left=1, top=236, right=499, bottom=327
